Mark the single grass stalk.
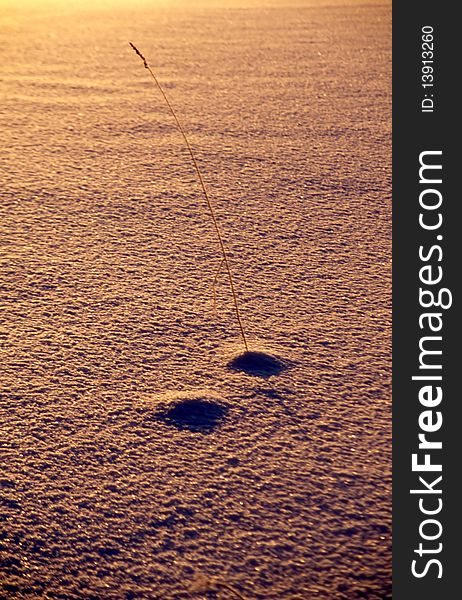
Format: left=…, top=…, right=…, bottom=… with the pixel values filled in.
left=212, top=257, right=225, bottom=315
left=129, top=42, right=249, bottom=352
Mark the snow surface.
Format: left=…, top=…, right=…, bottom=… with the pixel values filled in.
left=1, top=1, right=391, bottom=598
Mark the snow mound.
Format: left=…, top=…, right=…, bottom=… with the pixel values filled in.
left=227, top=350, right=287, bottom=378
left=155, top=394, right=228, bottom=433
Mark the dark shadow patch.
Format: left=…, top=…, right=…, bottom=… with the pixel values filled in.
left=97, top=546, right=120, bottom=558
left=156, top=399, right=227, bottom=433
left=228, top=351, right=286, bottom=378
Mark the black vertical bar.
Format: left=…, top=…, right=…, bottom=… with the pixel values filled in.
left=393, top=3, right=458, bottom=598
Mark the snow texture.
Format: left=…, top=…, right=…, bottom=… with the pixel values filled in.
left=1, top=1, right=391, bottom=598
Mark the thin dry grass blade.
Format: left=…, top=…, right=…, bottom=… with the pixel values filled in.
left=212, top=258, right=225, bottom=314
left=129, top=42, right=249, bottom=351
